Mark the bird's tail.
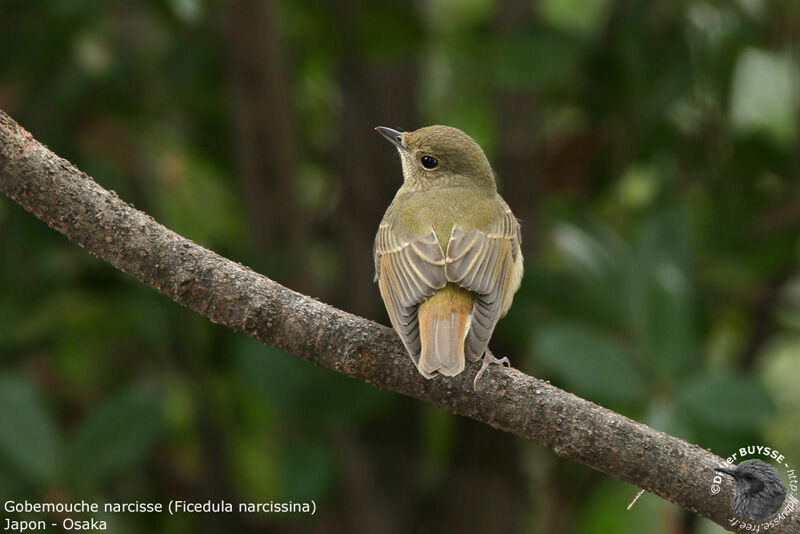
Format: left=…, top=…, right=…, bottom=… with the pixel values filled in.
left=417, top=284, right=473, bottom=377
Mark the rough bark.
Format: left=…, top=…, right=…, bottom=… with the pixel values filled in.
left=1, top=110, right=797, bottom=533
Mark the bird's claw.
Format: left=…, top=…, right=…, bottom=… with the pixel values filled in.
left=473, top=349, right=511, bottom=388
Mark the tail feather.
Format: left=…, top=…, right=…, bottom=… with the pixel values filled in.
left=417, top=285, right=472, bottom=378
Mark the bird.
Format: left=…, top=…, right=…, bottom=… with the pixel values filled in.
left=373, top=125, right=523, bottom=386
left=715, top=459, right=787, bottom=520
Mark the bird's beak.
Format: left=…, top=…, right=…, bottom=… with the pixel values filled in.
left=715, top=467, right=736, bottom=477
left=375, top=126, right=406, bottom=151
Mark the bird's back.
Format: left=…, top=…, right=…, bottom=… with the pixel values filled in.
left=389, top=185, right=503, bottom=251
left=378, top=184, right=522, bottom=376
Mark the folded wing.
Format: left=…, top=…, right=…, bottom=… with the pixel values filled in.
left=445, top=205, right=521, bottom=362
left=374, top=223, right=447, bottom=365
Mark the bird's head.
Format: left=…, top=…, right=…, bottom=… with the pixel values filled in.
left=375, top=125, right=496, bottom=192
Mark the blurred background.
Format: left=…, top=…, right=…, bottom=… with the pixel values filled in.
left=1, top=0, right=799, bottom=532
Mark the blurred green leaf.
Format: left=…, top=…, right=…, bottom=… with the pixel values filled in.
left=424, top=0, right=494, bottom=31
left=0, top=461, right=21, bottom=501
left=235, top=338, right=393, bottom=427
left=281, top=440, right=336, bottom=500
left=576, top=478, right=674, bottom=533
left=759, top=337, right=800, bottom=458
left=629, top=214, right=697, bottom=380
left=169, top=0, right=203, bottom=23
left=613, top=164, right=660, bottom=210
left=552, top=223, right=624, bottom=279
left=0, top=376, right=59, bottom=485
left=491, top=28, right=584, bottom=92
left=418, top=404, right=456, bottom=488
left=676, top=374, right=775, bottom=433
left=759, top=336, right=800, bottom=409
left=354, top=3, right=422, bottom=60
left=730, top=48, right=799, bottom=144
left=643, top=398, right=695, bottom=443
left=533, top=323, right=646, bottom=403
left=230, top=408, right=280, bottom=501
left=151, top=145, right=246, bottom=249
left=67, top=382, right=163, bottom=488
left=540, top=0, right=612, bottom=37
left=548, top=222, right=629, bottom=327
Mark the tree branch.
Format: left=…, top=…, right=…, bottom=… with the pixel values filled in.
left=1, top=110, right=796, bottom=533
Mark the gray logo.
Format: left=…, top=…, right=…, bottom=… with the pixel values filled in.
left=710, top=445, right=798, bottom=530
left=715, top=459, right=787, bottom=520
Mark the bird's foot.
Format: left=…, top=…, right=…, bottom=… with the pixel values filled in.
left=473, top=348, right=511, bottom=388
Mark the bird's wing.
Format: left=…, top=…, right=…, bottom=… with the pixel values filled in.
left=374, top=222, right=447, bottom=364
left=445, top=203, right=521, bottom=362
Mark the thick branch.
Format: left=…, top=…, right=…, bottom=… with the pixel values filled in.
left=1, top=111, right=796, bottom=533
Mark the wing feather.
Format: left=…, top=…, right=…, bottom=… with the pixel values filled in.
left=445, top=204, right=522, bottom=362
left=375, top=224, right=447, bottom=364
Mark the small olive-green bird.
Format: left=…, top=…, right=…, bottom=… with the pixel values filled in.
left=374, top=125, right=523, bottom=385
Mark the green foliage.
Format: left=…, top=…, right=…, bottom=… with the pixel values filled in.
left=0, top=376, right=163, bottom=494
left=629, top=213, right=696, bottom=380
left=235, top=338, right=394, bottom=428
left=491, top=28, right=584, bottom=93
left=280, top=441, right=337, bottom=500
left=1, top=0, right=798, bottom=532
left=66, top=382, right=163, bottom=489
left=0, top=376, right=59, bottom=485
left=534, top=323, right=645, bottom=403
left=677, top=374, right=775, bottom=432
left=575, top=478, right=674, bottom=533
left=730, top=48, right=799, bottom=144
left=529, top=212, right=777, bottom=446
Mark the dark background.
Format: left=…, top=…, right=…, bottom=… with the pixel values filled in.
left=1, top=0, right=799, bottom=532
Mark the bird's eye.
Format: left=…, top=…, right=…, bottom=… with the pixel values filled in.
left=420, top=155, right=438, bottom=169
